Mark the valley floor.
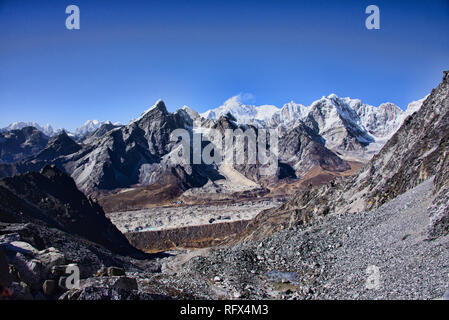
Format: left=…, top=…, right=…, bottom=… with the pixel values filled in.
left=142, top=177, right=449, bottom=299
left=107, top=199, right=283, bottom=233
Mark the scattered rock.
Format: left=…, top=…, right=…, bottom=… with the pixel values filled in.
left=42, top=280, right=58, bottom=296
left=37, top=247, right=66, bottom=271
left=10, top=281, right=33, bottom=300
left=444, top=289, right=449, bottom=300
left=59, top=276, right=139, bottom=300
left=107, top=267, right=126, bottom=277
left=58, top=276, right=68, bottom=290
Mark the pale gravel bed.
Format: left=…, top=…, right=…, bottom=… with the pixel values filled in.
left=107, top=199, right=282, bottom=233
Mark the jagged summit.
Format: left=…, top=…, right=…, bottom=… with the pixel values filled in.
left=240, top=70, right=449, bottom=240
left=0, top=126, right=49, bottom=163
left=178, top=105, right=201, bottom=123
left=34, top=130, right=81, bottom=161
left=1, top=122, right=55, bottom=137
left=198, top=93, right=425, bottom=160
left=75, top=120, right=113, bottom=138
left=135, top=99, right=168, bottom=122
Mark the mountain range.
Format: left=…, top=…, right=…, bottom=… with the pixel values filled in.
left=201, top=94, right=426, bottom=160
left=0, top=120, right=120, bottom=141
left=240, top=71, right=449, bottom=240
left=2, top=94, right=424, bottom=146
left=0, top=93, right=426, bottom=205
left=0, top=71, right=447, bottom=300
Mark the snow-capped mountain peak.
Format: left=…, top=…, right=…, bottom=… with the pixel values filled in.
left=74, top=120, right=113, bottom=138
left=179, top=105, right=201, bottom=122
left=133, top=99, right=167, bottom=123
left=197, top=93, right=431, bottom=161
left=200, top=95, right=279, bottom=123
left=1, top=122, right=55, bottom=137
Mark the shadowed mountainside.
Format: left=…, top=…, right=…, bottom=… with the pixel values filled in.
left=0, top=165, right=139, bottom=256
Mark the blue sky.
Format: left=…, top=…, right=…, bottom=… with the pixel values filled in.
left=1, top=0, right=448, bottom=130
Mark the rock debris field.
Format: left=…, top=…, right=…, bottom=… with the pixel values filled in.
left=147, top=178, right=449, bottom=299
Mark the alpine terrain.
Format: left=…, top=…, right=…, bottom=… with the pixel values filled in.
left=0, top=71, right=447, bottom=300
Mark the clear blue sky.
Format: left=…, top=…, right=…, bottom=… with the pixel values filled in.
left=1, top=0, right=448, bottom=130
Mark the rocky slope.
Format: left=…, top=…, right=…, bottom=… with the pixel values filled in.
left=157, top=178, right=448, bottom=299
left=0, top=165, right=138, bottom=256
left=1, top=166, right=446, bottom=300
left=427, top=137, right=449, bottom=239
left=0, top=164, right=179, bottom=300
left=239, top=71, right=449, bottom=240
left=0, top=127, right=49, bottom=163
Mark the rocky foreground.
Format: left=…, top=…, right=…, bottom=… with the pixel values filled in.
left=0, top=72, right=448, bottom=300
left=147, top=178, right=449, bottom=300
left=1, top=176, right=446, bottom=300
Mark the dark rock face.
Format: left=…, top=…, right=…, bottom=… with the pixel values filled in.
left=6, top=132, right=83, bottom=176
left=48, top=100, right=216, bottom=194
left=240, top=71, right=449, bottom=240
left=202, top=113, right=350, bottom=185
left=0, top=221, right=163, bottom=300
left=0, top=165, right=138, bottom=255
left=34, top=131, right=81, bottom=161
left=0, top=127, right=49, bottom=164
left=278, top=123, right=350, bottom=176
left=427, top=137, right=449, bottom=238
